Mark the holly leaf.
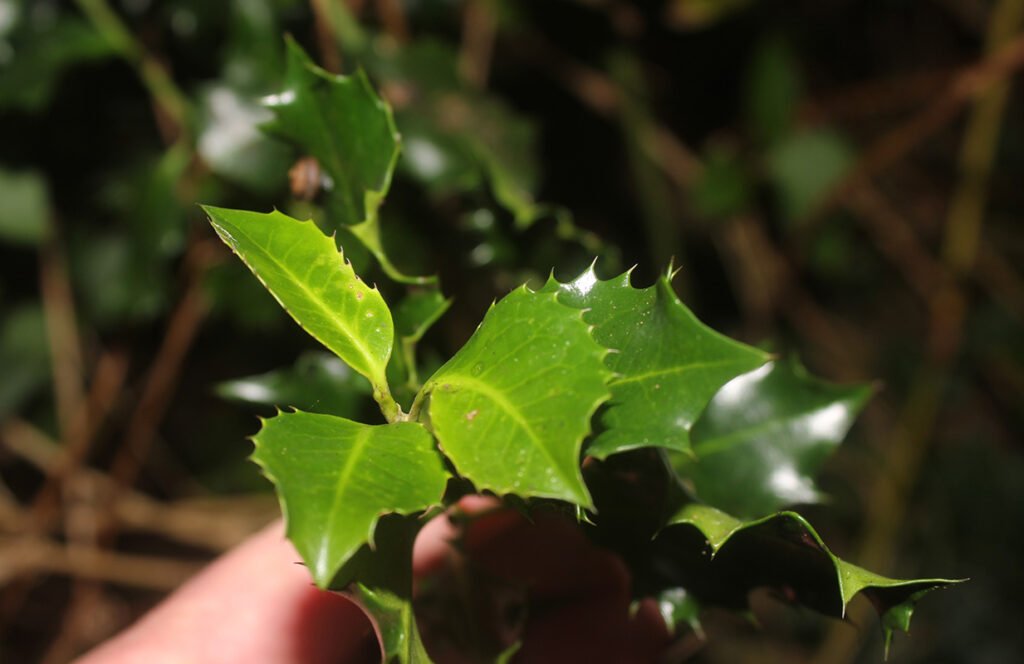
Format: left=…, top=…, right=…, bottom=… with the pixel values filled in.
left=264, top=37, right=398, bottom=228
left=204, top=206, right=395, bottom=405
left=662, top=503, right=962, bottom=654
left=422, top=287, right=610, bottom=507
left=675, top=359, right=873, bottom=518
left=252, top=411, right=448, bottom=587
left=261, top=38, right=434, bottom=285
left=544, top=267, right=769, bottom=458
left=216, top=351, right=371, bottom=417
left=331, top=515, right=434, bottom=663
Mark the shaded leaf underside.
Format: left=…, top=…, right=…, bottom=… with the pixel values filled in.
left=665, top=503, right=961, bottom=649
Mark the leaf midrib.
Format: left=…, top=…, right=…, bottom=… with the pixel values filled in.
left=433, top=372, right=579, bottom=497
left=323, top=424, right=372, bottom=569
left=611, top=357, right=761, bottom=388
left=213, top=218, right=385, bottom=384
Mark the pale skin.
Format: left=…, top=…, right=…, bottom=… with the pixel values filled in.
left=76, top=497, right=668, bottom=664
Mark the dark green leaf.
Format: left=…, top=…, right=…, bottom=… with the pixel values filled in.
left=423, top=287, right=610, bottom=507
left=664, top=503, right=961, bottom=652
left=252, top=411, right=448, bottom=587
left=216, top=351, right=371, bottom=417
left=263, top=37, right=399, bottom=229
left=204, top=206, right=396, bottom=406
left=675, top=359, right=873, bottom=518
left=545, top=267, right=769, bottom=458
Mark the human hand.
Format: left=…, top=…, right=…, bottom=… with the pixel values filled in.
left=77, top=497, right=668, bottom=663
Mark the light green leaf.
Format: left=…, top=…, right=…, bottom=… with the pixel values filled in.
left=0, top=167, right=49, bottom=246
left=263, top=37, right=399, bottom=229
left=665, top=503, right=962, bottom=651
left=216, top=351, right=371, bottom=417
left=252, top=411, right=448, bottom=587
left=675, top=359, right=873, bottom=518
left=422, top=287, right=610, bottom=507
left=203, top=206, right=396, bottom=412
left=545, top=267, right=769, bottom=458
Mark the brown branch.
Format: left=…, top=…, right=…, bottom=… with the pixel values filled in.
left=107, top=237, right=219, bottom=488
left=459, top=0, right=497, bottom=89
left=812, top=31, right=1024, bottom=225
left=39, top=230, right=84, bottom=441
left=0, top=536, right=201, bottom=591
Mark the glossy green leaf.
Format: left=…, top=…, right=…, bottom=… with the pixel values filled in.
left=545, top=267, right=769, bottom=458
left=675, top=359, right=873, bottom=518
left=664, top=503, right=961, bottom=652
left=204, top=204, right=402, bottom=414
left=204, top=206, right=395, bottom=408
left=423, top=287, right=610, bottom=507
left=0, top=167, right=48, bottom=246
left=252, top=411, right=448, bottom=587
left=263, top=37, right=399, bottom=229
left=216, top=351, right=371, bottom=417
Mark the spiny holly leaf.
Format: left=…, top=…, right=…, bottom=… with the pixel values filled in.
left=662, top=503, right=961, bottom=654
left=252, top=411, right=448, bottom=588
left=544, top=266, right=769, bottom=458
left=422, top=287, right=610, bottom=507
left=675, top=359, right=873, bottom=518
left=264, top=37, right=398, bottom=228
left=216, top=351, right=371, bottom=417
left=204, top=206, right=396, bottom=413
left=331, top=515, right=434, bottom=663
left=261, top=38, right=432, bottom=285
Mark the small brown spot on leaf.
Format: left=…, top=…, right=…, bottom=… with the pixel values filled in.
left=465, top=409, right=479, bottom=421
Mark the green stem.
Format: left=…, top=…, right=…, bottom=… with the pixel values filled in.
left=75, top=0, right=191, bottom=134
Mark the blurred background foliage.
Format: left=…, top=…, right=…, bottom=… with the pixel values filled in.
left=0, top=0, right=1022, bottom=662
